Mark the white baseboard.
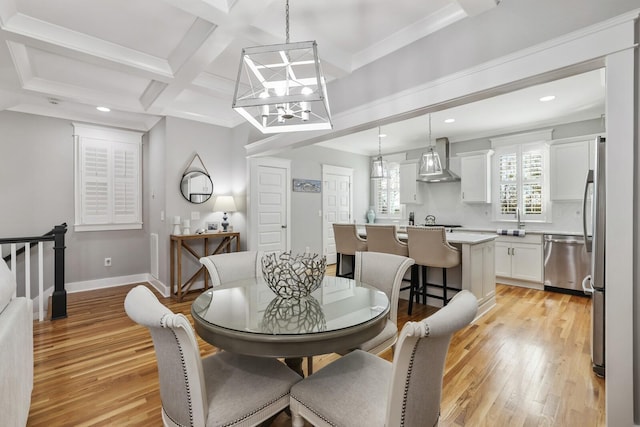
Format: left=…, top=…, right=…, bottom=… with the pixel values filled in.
left=66, top=274, right=169, bottom=296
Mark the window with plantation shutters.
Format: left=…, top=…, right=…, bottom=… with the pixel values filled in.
left=73, top=123, right=143, bottom=231
left=494, top=141, right=548, bottom=222
left=373, top=161, right=401, bottom=217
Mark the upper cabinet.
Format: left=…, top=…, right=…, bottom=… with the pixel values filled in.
left=399, top=160, right=421, bottom=204
left=550, top=138, right=595, bottom=201
left=459, top=150, right=493, bottom=203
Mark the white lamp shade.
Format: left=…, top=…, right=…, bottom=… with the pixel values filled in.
left=213, top=195, right=237, bottom=213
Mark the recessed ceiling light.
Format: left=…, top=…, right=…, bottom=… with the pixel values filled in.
left=539, top=95, right=556, bottom=102
left=444, top=118, right=455, bottom=123
left=96, top=106, right=111, bottom=112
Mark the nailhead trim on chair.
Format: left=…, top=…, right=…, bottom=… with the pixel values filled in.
left=160, top=313, right=194, bottom=427
left=290, top=396, right=337, bottom=427
left=221, top=393, right=290, bottom=427
left=400, top=324, right=430, bottom=427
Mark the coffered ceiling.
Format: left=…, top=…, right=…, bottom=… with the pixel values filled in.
left=0, top=0, right=500, bottom=132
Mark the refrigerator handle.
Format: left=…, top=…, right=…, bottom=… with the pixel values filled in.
left=582, top=275, right=594, bottom=295
left=583, top=169, right=594, bottom=252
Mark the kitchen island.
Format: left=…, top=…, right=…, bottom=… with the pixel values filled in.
left=357, top=227, right=496, bottom=318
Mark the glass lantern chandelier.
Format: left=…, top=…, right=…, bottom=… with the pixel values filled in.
left=419, top=114, right=443, bottom=176
left=370, top=127, right=388, bottom=179
left=232, top=0, right=332, bottom=134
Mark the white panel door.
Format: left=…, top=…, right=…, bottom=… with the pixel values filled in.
left=248, top=158, right=291, bottom=253
left=322, top=165, right=353, bottom=264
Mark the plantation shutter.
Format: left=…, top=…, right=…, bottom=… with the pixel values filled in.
left=74, top=123, right=142, bottom=231
left=81, top=138, right=110, bottom=224
left=373, top=162, right=401, bottom=216
left=493, top=141, right=548, bottom=222
left=521, top=148, right=544, bottom=216
left=498, top=152, right=517, bottom=215
left=112, top=142, right=139, bottom=223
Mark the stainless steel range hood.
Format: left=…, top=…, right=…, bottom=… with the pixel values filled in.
left=416, top=137, right=460, bottom=183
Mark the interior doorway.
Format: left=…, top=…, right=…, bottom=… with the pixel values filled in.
left=248, top=157, right=291, bottom=253
left=322, top=165, right=353, bottom=264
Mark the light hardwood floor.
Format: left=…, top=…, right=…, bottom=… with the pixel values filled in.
left=27, top=270, right=604, bottom=426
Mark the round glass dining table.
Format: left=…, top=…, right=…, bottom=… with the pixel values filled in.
left=191, top=275, right=390, bottom=360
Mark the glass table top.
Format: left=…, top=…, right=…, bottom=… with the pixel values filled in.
left=191, top=275, right=389, bottom=336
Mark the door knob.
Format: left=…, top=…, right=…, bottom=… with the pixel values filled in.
left=281, top=225, right=287, bottom=229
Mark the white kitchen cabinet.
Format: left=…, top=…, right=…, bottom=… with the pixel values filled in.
left=459, top=150, right=493, bottom=203
left=495, top=235, right=543, bottom=284
left=550, top=140, right=590, bottom=200
left=399, top=160, right=421, bottom=204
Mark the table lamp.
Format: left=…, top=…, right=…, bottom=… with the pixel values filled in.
left=213, top=195, right=237, bottom=232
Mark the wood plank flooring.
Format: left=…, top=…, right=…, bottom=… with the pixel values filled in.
left=27, top=271, right=604, bottom=426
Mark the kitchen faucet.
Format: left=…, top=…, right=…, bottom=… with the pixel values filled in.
left=516, top=207, right=525, bottom=229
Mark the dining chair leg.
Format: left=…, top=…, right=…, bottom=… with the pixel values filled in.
left=443, top=268, right=448, bottom=306
left=307, top=356, right=314, bottom=375
left=421, top=266, right=428, bottom=305
left=336, top=253, right=342, bottom=277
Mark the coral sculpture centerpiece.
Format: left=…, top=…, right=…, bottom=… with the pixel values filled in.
left=261, top=252, right=327, bottom=299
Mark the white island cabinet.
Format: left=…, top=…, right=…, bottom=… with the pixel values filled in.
left=446, top=233, right=496, bottom=318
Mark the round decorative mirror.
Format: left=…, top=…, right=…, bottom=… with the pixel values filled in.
left=180, top=171, right=213, bottom=204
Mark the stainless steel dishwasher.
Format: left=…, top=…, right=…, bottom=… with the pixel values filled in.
left=543, top=234, right=591, bottom=295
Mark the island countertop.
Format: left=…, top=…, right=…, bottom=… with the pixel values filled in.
left=356, top=227, right=496, bottom=244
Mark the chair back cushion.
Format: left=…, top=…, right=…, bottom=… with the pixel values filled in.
left=332, top=223, right=367, bottom=255
left=365, top=225, right=408, bottom=256
left=386, top=290, right=478, bottom=426
left=200, top=251, right=262, bottom=287
left=406, top=226, right=460, bottom=268
left=354, top=251, right=414, bottom=323
left=125, top=285, right=208, bottom=426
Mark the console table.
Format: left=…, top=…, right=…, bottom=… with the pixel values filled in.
left=170, top=232, right=240, bottom=301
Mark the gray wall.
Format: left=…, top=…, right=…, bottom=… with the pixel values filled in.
left=148, top=116, right=246, bottom=286
left=278, top=145, right=370, bottom=254
left=0, top=110, right=149, bottom=284
left=0, top=111, right=249, bottom=292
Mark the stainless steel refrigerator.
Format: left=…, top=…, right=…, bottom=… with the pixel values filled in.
left=581, top=136, right=605, bottom=377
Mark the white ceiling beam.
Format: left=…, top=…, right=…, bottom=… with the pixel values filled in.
left=1, top=13, right=173, bottom=78
left=144, top=0, right=283, bottom=113
left=0, top=15, right=174, bottom=85
left=455, top=0, right=500, bottom=17
left=22, top=77, right=144, bottom=112
left=352, top=3, right=467, bottom=71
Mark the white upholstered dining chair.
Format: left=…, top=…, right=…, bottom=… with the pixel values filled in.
left=290, top=290, right=478, bottom=427
left=200, top=250, right=263, bottom=287
left=124, top=285, right=301, bottom=427
left=342, top=251, right=414, bottom=355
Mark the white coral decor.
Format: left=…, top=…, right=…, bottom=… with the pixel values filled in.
left=261, top=252, right=327, bottom=299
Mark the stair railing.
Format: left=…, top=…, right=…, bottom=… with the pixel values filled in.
left=1, top=223, right=67, bottom=320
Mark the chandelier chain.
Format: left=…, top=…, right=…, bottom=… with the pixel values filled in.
left=285, top=0, right=290, bottom=44
left=378, top=126, right=382, bottom=155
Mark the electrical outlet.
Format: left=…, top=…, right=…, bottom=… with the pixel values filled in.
left=104, top=257, right=112, bottom=267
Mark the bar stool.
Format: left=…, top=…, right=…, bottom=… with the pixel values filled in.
left=333, top=223, right=368, bottom=278
left=406, top=226, right=461, bottom=314
left=365, top=224, right=408, bottom=256
left=364, top=224, right=411, bottom=291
